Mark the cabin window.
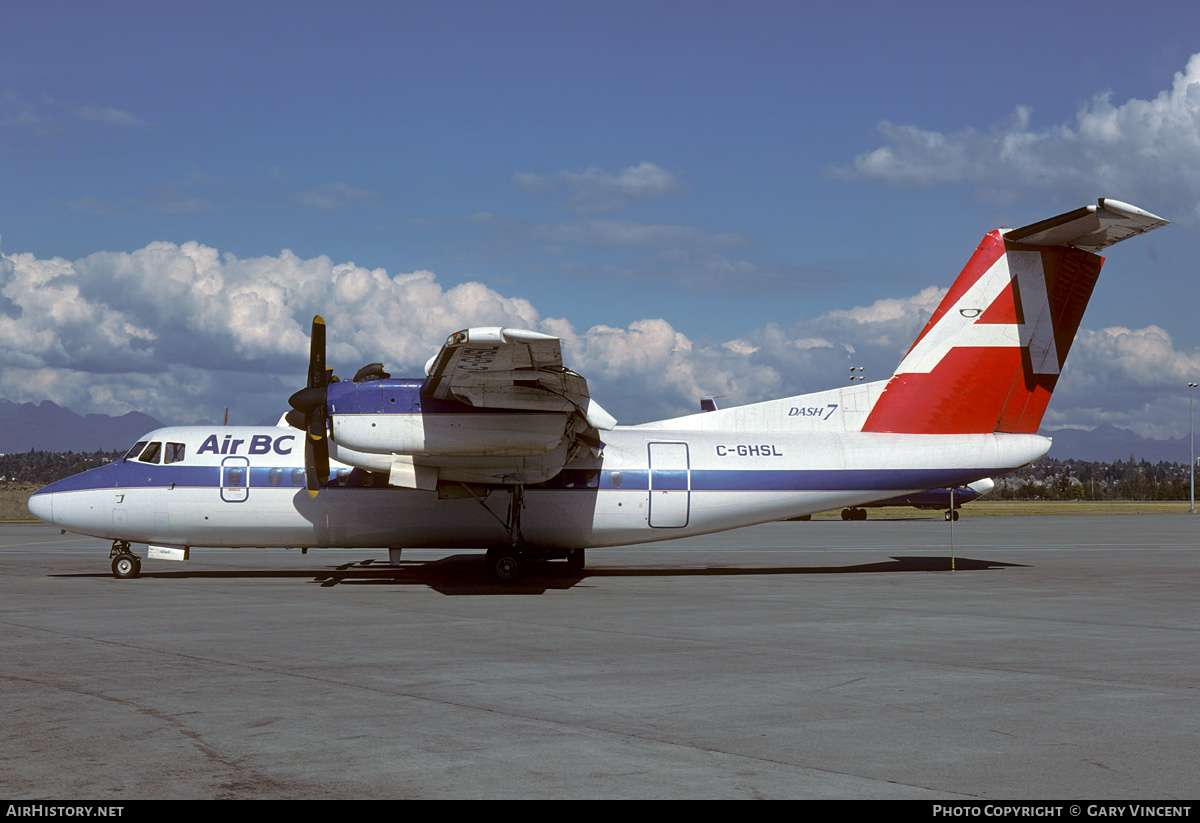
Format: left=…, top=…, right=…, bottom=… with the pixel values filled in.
left=291, top=468, right=305, bottom=487
left=609, top=471, right=622, bottom=489
left=164, top=442, right=185, bottom=464
left=225, top=467, right=243, bottom=486
left=124, top=441, right=148, bottom=460
left=138, top=442, right=162, bottom=464
left=269, top=468, right=282, bottom=486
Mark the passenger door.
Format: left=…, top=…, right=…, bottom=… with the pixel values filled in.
left=648, top=442, right=690, bottom=528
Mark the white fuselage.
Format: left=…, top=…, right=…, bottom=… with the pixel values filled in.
left=29, top=423, right=1048, bottom=551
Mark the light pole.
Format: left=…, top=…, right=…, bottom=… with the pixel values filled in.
left=1190, top=382, right=1197, bottom=515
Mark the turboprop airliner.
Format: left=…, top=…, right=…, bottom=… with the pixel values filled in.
left=28, top=199, right=1168, bottom=582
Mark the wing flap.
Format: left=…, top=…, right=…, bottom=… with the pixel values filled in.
left=423, top=327, right=616, bottom=429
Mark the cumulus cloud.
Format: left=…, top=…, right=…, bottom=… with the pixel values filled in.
left=1043, top=325, right=1200, bottom=439
left=515, top=162, right=682, bottom=214
left=0, top=242, right=1194, bottom=437
left=830, top=53, right=1200, bottom=219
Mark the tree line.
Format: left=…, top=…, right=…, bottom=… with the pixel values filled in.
left=0, top=450, right=123, bottom=485
left=993, top=456, right=1197, bottom=501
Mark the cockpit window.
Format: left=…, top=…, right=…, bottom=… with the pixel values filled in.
left=124, top=441, right=149, bottom=460
left=163, top=442, right=185, bottom=464
left=138, top=442, right=162, bottom=464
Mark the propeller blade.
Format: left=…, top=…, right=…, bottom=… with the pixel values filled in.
left=313, top=433, right=330, bottom=487
left=308, top=316, right=326, bottom=389
left=296, top=315, right=333, bottom=498
left=304, top=438, right=320, bottom=498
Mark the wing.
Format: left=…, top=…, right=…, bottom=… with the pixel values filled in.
left=422, top=327, right=616, bottom=430
left=319, top=326, right=616, bottom=489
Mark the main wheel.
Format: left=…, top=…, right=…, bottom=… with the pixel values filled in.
left=111, top=554, right=140, bottom=579
left=841, top=508, right=851, bottom=521
left=485, top=548, right=522, bottom=583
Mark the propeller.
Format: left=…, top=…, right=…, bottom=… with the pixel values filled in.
left=288, top=316, right=332, bottom=497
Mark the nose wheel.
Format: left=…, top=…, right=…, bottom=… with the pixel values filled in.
left=111, top=553, right=141, bottom=579
left=109, top=541, right=141, bottom=579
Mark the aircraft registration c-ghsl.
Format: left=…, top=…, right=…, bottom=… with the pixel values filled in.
left=28, top=199, right=1168, bottom=582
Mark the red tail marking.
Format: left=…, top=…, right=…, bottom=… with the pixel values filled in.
left=862, top=233, right=1103, bottom=435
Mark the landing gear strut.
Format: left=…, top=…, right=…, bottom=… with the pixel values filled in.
left=462, top=483, right=530, bottom=583
left=462, top=484, right=586, bottom=583
left=109, top=541, right=140, bottom=579
left=565, top=548, right=585, bottom=573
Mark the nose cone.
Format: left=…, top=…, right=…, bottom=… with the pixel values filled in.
left=27, top=490, right=54, bottom=525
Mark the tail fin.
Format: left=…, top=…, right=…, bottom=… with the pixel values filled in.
left=862, top=199, right=1168, bottom=435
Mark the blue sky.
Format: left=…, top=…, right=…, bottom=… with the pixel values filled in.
left=2, top=2, right=1199, bottom=437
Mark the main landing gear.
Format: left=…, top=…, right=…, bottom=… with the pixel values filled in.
left=944, top=509, right=960, bottom=521
left=483, top=546, right=587, bottom=583
left=460, top=483, right=587, bottom=583
left=109, top=541, right=141, bottom=579
left=840, top=507, right=867, bottom=521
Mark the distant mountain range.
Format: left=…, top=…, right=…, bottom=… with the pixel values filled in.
left=0, top=399, right=162, bottom=453
left=0, top=398, right=1192, bottom=464
left=1041, top=424, right=1193, bottom=464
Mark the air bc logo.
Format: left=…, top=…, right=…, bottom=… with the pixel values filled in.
left=197, top=434, right=295, bottom=455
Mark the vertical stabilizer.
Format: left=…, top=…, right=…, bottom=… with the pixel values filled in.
left=861, top=199, right=1167, bottom=435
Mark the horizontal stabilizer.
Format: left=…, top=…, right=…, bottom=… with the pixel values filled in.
left=1003, top=198, right=1168, bottom=252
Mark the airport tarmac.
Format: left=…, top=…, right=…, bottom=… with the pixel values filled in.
left=1, top=516, right=1197, bottom=800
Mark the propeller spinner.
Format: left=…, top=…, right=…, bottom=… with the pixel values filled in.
left=288, top=316, right=332, bottom=497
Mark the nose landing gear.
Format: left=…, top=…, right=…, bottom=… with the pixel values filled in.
left=109, top=541, right=141, bottom=579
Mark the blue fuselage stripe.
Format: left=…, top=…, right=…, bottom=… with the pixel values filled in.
left=33, top=463, right=1006, bottom=495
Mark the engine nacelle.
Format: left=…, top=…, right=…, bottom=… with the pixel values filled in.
left=330, top=410, right=571, bottom=457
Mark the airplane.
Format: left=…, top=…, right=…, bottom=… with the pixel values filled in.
left=27, top=198, right=1168, bottom=582
left=834, top=477, right=994, bottom=521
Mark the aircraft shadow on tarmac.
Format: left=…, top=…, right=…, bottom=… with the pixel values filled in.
left=51, top=553, right=1027, bottom=596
